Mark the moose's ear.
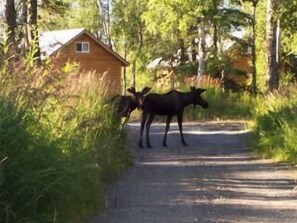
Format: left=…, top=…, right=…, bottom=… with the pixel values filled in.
left=198, top=88, right=206, bottom=94
left=142, top=87, right=151, bottom=95
left=127, top=87, right=136, bottom=94
left=190, top=86, right=196, bottom=91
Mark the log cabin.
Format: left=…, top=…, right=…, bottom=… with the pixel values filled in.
left=39, top=28, right=129, bottom=97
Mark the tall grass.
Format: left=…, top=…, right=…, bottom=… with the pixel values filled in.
left=182, top=75, right=254, bottom=121
left=0, top=43, right=131, bottom=222
left=251, top=86, right=297, bottom=162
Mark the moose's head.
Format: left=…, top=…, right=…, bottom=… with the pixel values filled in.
left=127, top=86, right=151, bottom=109
left=190, top=87, right=209, bottom=109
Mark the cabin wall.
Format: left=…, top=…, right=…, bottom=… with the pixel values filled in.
left=52, top=33, right=122, bottom=97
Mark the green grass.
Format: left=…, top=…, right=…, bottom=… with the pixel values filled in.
left=0, top=46, right=132, bottom=222
left=251, top=86, right=297, bottom=163
left=179, top=76, right=254, bottom=121
left=184, top=87, right=253, bottom=121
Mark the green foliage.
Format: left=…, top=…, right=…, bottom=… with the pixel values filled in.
left=206, top=53, right=231, bottom=77
left=254, top=0, right=267, bottom=91
left=66, top=0, right=101, bottom=32
left=175, top=61, right=198, bottom=78
left=251, top=86, right=297, bottom=162
left=179, top=76, right=254, bottom=120
left=184, top=87, right=253, bottom=120
left=39, top=0, right=71, bottom=30
left=0, top=43, right=131, bottom=222
left=253, top=0, right=297, bottom=92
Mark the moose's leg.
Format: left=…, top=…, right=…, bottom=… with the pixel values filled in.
left=146, top=113, right=155, bottom=148
left=121, top=109, right=131, bottom=131
left=177, top=112, right=187, bottom=146
left=162, top=115, right=173, bottom=147
left=139, top=112, right=148, bottom=148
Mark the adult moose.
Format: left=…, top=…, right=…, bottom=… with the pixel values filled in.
left=113, top=87, right=151, bottom=127
left=138, top=87, right=208, bottom=148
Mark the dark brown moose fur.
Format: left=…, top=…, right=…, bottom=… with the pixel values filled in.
left=138, top=87, right=209, bottom=148
left=113, top=87, right=151, bottom=127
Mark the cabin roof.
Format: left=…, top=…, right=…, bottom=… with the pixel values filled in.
left=39, top=28, right=129, bottom=66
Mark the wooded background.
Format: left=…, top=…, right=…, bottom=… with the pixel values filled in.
left=2, top=0, right=297, bottom=93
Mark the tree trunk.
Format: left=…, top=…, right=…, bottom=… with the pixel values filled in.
left=123, top=50, right=127, bottom=94
left=96, top=0, right=112, bottom=48
left=30, top=0, right=41, bottom=63
left=251, top=0, right=258, bottom=94
left=265, top=0, right=279, bottom=92
left=213, top=22, right=218, bottom=56
left=212, top=0, right=218, bottom=56
left=197, top=19, right=206, bottom=77
left=4, top=0, right=17, bottom=45
left=178, top=38, right=187, bottom=64
left=22, top=0, right=30, bottom=54
left=132, top=61, right=136, bottom=88
left=191, top=38, right=197, bottom=61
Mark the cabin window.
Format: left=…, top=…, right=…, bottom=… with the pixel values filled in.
left=75, top=42, right=89, bottom=53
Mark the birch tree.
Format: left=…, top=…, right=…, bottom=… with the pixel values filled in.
left=197, top=18, right=206, bottom=77
left=112, top=0, right=147, bottom=89
left=266, top=0, right=279, bottom=91
left=96, top=0, right=112, bottom=48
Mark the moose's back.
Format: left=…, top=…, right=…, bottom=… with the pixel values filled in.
left=143, top=90, right=183, bottom=116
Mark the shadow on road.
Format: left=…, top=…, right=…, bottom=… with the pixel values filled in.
left=88, top=121, right=297, bottom=223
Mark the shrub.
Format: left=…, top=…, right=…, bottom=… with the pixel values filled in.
left=251, top=86, right=297, bottom=162
left=182, top=75, right=254, bottom=121
left=0, top=45, right=131, bottom=222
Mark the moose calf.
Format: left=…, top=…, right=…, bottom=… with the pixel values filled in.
left=138, top=87, right=209, bottom=148
left=113, top=87, right=151, bottom=127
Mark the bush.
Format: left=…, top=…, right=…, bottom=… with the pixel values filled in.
left=251, top=86, right=297, bottom=162
left=0, top=46, right=132, bottom=222
left=181, top=76, right=254, bottom=121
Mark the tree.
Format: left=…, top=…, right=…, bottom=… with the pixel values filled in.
left=17, top=0, right=41, bottom=61
left=266, top=0, right=279, bottom=91
left=96, top=0, right=112, bottom=48
left=240, top=0, right=259, bottom=94
left=143, top=0, right=210, bottom=76
left=39, top=0, right=71, bottom=30
left=197, top=17, right=206, bottom=77
left=250, top=0, right=259, bottom=94
left=112, top=0, right=148, bottom=90
left=30, top=0, right=41, bottom=61
left=4, top=0, right=16, bottom=45
left=3, top=0, right=57, bottom=60
left=21, top=0, right=30, bottom=53
left=142, top=0, right=187, bottom=62
left=142, top=0, right=249, bottom=78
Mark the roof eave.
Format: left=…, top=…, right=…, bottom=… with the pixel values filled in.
left=42, top=28, right=129, bottom=66
left=82, top=30, right=129, bottom=67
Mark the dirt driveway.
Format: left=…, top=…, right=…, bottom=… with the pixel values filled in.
left=88, top=121, right=297, bottom=223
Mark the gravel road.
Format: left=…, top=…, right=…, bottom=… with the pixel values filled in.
left=88, top=121, right=297, bottom=223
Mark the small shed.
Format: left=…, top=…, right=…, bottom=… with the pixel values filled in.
left=39, top=28, right=129, bottom=97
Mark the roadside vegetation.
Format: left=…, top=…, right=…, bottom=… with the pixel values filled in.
left=0, top=43, right=132, bottom=223
left=181, top=76, right=254, bottom=121
left=134, top=73, right=297, bottom=164
left=251, top=86, right=297, bottom=163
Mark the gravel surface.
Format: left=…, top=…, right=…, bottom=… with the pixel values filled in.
left=87, top=121, right=297, bottom=223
